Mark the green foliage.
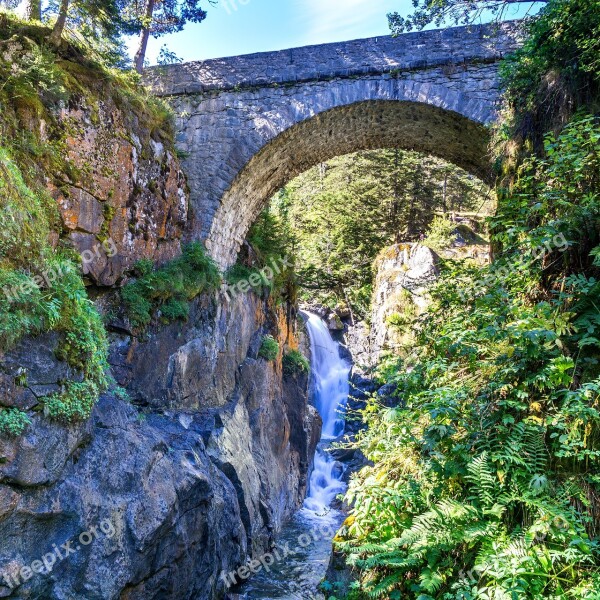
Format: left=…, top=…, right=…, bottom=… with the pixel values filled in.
left=339, top=96, right=600, bottom=600
left=156, top=44, right=183, bottom=65
left=0, top=146, right=55, bottom=268
left=388, top=0, right=529, bottom=34
left=0, top=407, right=31, bottom=436
left=423, top=216, right=457, bottom=252
left=258, top=335, right=280, bottom=361
left=113, top=385, right=130, bottom=402
left=499, top=0, right=600, bottom=149
left=492, top=114, right=600, bottom=272
left=0, top=35, right=68, bottom=109
left=283, top=349, right=310, bottom=376
left=228, top=203, right=296, bottom=305
left=0, top=257, right=109, bottom=425
left=45, top=380, right=99, bottom=422
left=275, top=150, right=489, bottom=318
left=121, top=242, right=221, bottom=329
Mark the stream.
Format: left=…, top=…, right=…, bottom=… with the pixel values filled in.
left=235, top=312, right=351, bottom=599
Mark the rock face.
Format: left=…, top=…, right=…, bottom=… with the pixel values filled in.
left=0, top=33, right=190, bottom=288
left=0, top=291, right=320, bottom=600
left=369, top=243, right=439, bottom=363
left=339, top=243, right=439, bottom=373
left=48, top=97, right=188, bottom=286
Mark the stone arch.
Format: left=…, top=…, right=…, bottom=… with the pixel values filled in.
left=205, top=97, right=493, bottom=269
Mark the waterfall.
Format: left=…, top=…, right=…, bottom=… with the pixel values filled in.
left=234, top=312, right=351, bottom=598
left=302, top=312, right=351, bottom=514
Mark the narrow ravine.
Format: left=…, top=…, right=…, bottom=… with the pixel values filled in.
left=235, top=312, right=351, bottom=599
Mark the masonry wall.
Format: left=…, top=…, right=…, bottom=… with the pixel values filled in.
left=144, top=22, right=522, bottom=267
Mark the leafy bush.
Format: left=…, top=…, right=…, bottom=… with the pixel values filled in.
left=338, top=115, right=600, bottom=598
left=423, top=215, right=456, bottom=252
left=121, top=242, right=221, bottom=329
left=258, top=335, right=280, bottom=361
left=500, top=0, right=600, bottom=148
left=283, top=349, right=310, bottom=376
left=45, top=381, right=99, bottom=423
left=228, top=206, right=296, bottom=306
left=0, top=408, right=31, bottom=436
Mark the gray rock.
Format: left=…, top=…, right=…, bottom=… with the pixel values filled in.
left=369, top=243, right=439, bottom=363
left=0, top=415, right=91, bottom=486
left=0, top=290, right=319, bottom=599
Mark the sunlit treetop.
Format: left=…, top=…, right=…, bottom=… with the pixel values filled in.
left=388, top=0, right=547, bottom=34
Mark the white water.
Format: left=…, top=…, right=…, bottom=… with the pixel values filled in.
left=235, top=312, right=351, bottom=598
left=302, top=312, right=351, bottom=514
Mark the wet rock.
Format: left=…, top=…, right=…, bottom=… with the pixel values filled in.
left=327, top=314, right=344, bottom=331
left=324, top=549, right=357, bottom=598
left=342, top=321, right=372, bottom=375
left=300, top=303, right=330, bottom=320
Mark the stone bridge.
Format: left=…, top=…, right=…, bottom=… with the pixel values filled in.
left=145, top=21, right=522, bottom=268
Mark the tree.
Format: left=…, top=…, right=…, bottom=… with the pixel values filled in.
left=268, top=149, right=491, bottom=316
left=45, top=0, right=132, bottom=48
left=131, top=0, right=211, bottom=73
left=388, top=0, right=547, bottom=35
left=49, top=0, right=70, bottom=45
left=26, top=0, right=42, bottom=20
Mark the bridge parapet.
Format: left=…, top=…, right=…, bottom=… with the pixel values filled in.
left=144, top=21, right=522, bottom=96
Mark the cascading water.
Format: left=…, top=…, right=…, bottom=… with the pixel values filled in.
left=235, top=312, right=351, bottom=599
left=303, top=312, right=351, bottom=514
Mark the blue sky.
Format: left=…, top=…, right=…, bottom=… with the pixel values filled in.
left=129, top=0, right=402, bottom=63
left=127, top=0, right=538, bottom=65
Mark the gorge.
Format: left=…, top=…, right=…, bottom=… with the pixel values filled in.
left=2, top=1, right=600, bottom=598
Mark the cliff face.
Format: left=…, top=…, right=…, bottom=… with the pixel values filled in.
left=50, top=94, right=188, bottom=286
left=0, top=29, right=188, bottom=287
left=0, top=291, right=320, bottom=599
left=0, top=26, right=320, bottom=600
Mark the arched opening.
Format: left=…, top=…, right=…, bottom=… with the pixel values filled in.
left=206, top=99, right=493, bottom=269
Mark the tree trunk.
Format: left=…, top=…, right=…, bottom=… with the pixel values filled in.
left=49, top=0, right=69, bottom=46
left=392, top=148, right=401, bottom=243
left=442, top=172, right=448, bottom=214
left=26, top=0, right=42, bottom=21
left=134, top=0, right=156, bottom=74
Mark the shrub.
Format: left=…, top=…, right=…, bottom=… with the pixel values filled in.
left=258, top=335, right=280, bottom=361
left=0, top=408, right=31, bottom=436
left=423, top=215, right=456, bottom=251
left=45, top=381, right=99, bottom=423
left=121, top=242, right=221, bottom=329
left=338, top=114, right=600, bottom=600
left=283, top=349, right=310, bottom=376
